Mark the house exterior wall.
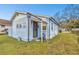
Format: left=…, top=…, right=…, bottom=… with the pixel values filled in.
left=9, top=14, right=41, bottom=41
left=45, top=18, right=50, bottom=39
left=49, top=20, right=59, bottom=39
left=8, top=12, right=59, bottom=42
left=54, top=24, right=59, bottom=35
left=10, top=14, right=30, bottom=41
left=49, top=20, right=55, bottom=38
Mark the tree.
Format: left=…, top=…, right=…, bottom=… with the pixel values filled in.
left=54, top=4, right=79, bottom=22
left=54, top=4, right=79, bottom=30
left=60, top=20, right=79, bottom=30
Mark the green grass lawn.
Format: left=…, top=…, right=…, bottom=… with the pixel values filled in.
left=0, top=33, right=79, bottom=55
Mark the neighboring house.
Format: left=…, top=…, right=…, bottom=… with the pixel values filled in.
left=8, top=12, right=59, bottom=41
left=0, top=19, right=11, bottom=34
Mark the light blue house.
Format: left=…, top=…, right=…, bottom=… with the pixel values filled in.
left=8, top=12, right=59, bottom=41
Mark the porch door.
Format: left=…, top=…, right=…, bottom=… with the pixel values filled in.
left=33, top=21, right=38, bottom=38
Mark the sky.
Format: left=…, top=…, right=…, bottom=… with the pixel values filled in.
left=0, top=4, right=67, bottom=20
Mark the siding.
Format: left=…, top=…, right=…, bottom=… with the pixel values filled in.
left=8, top=12, right=59, bottom=41
left=11, top=14, right=29, bottom=41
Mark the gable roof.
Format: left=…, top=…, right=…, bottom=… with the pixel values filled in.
left=11, top=12, right=42, bottom=22
left=0, top=19, right=11, bottom=26
left=11, top=11, right=59, bottom=26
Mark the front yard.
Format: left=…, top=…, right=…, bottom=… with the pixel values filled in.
left=0, top=33, right=79, bottom=55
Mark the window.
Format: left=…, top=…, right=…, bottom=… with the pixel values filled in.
left=16, top=24, right=22, bottom=28
left=17, top=24, right=26, bottom=29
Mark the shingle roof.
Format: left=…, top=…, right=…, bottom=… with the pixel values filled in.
left=0, top=19, right=11, bottom=26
